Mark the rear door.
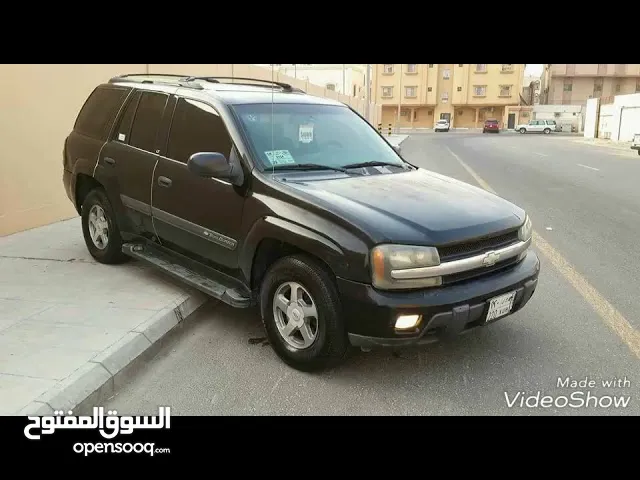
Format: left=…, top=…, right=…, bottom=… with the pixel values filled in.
left=151, top=95, right=245, bottom=270
left=96, top=89, right=170, bottom=237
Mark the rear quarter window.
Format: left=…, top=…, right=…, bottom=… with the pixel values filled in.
left=74, top=86, right=131, bottom=141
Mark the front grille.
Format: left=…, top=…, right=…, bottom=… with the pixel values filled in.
left=442, top=256, right=520, bottom=285
left=438, top=229, right=519, bottom=262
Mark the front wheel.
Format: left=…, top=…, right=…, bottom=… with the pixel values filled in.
left=519, top=128, right=526, bottom=134
left=637, top=150, right=640, bottom=156
left=81, top=188, right=129, bottom=264
left=260, top=254, right=349, bottom=372
left=543, top=128, right=551, bottom=134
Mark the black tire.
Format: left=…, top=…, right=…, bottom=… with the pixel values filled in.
left=519, top=128, right=526, bottom=134
left=81, top=188, right=129, bottom=264
left=543, top=128, right=551, bottom=134
left=637, top=150, right=640, bottom=156
left=260, top=254, right=349, bottom=372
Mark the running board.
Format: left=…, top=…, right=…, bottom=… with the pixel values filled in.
left=122, top=243, right=252, bottom=308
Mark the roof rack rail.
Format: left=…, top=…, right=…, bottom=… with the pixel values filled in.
left=108, top=73, right=204, bottom=90
left=182, top=76, right=303, bottom=92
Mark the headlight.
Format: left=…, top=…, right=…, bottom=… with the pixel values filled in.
left=518, top=214, right=532, bottom=242
left=371, top=244, right=441, bottom=290
left=517, top=215, right=533, bottom=261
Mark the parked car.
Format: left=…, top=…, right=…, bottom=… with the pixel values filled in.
left=632, top=133, right=640, bottom=155
left=483, top=119, right=500, bottom=133
left=516, top=119, right=557, bottom=134
left=63, top=74, right=540, bottom=372
left=435, top=119, right=450, bottom=132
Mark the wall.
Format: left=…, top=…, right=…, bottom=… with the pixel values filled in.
left=583, top=92, right=640, bottom=141
left=583, top=98, right=599, bottom=138
left=532, top=104, right=584, bottom=132
left=0, top=64, right=382, bottom=236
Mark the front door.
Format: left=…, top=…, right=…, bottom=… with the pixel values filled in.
left=508, top=113, right=516, bottom=129
left=97, top=89, right=169, bottom=237
left=151, top=96, right=245, bottom=270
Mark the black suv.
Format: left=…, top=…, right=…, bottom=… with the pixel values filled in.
left=63, top=74, right=540, bottom=371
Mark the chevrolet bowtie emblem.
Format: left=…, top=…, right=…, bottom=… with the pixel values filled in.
left=482, top=251, right=500, bottom=267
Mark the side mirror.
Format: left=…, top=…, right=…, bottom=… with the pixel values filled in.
left=392, top=145, right=402, bottom=155
left=188, top=152, right=231, bottom=179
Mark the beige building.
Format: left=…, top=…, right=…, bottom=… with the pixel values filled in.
left=255, top=64, right=368, bottom=99
left=372, top=64, right=526, bottom=129
left=542, top=64, right=640, bottom=105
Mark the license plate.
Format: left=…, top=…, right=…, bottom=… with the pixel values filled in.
left=486, top=291, right=516, bottom=322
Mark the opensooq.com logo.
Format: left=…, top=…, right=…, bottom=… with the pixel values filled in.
left=24, top=406, right=171, bottom=440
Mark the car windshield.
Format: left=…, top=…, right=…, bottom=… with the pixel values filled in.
left=232, top=103, right=405, bottom=171
left=486, top=120, right=498, bottom=124
left=437, top=120, right=447, bottom=123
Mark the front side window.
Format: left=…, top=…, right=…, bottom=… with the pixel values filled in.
left=167, top=98, right=233, bottom=163
left=232, top=103, right=405, bottom=170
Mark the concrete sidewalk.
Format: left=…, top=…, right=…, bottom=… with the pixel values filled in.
left=0, top=217, right=208, bottom=415
left=385, top=134, right=408, bottom=146
left=571, top=137, right=636, bottom=153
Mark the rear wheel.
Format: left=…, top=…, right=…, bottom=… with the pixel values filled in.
left=81, top=188, right=129, bottom=264
left=519, top=128, right=526, bottom=134
left=260, top=254, right=349, bottom=372
left=637, top=150, right=640, bottom=156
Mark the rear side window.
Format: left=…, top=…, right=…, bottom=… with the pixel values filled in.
left=129, top=92, right=169, bottom=152
left=166, top=97, right=233, bottom=164
left=112, top=90, right=141, bottom=143
left=74, top=86, right=130, bottom=140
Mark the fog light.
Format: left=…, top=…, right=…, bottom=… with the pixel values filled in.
left=395, top=314, right=421, bottom=330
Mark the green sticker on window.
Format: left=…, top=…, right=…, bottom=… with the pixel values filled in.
left=265, top=150, right=296, bottom=165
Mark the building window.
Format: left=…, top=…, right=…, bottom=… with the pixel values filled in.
left=406, top=64, right=417, bottom=73
left=326, top=83, right=336, bottom=91
left=401, top=108, right=410, bottom=117
left=501, top=64, right=514, bottom=72
left=458, top=64, right=464, bottom=67
left=457, top=86, right=462, bottom=92
left=441, top=92, right=449, bottom=103
left=405, top=86, right=417, bottom=98
left=563, top=84, right=572, bottom=92
left=499, top=85, right=512, bottom=97
left=475, top=64, right=487, bottom=73
left=615, top=84, right=621, bottom=93
left=428, top=64, right=434, bottom=68
left=353, top=85, right=357, bottom=97
left=382, top=86, right=393, bottom=98
left=427, top=87, right=432, bottom=92
left=383, top=64, right=394, bottom=74
left=443, top=69, right=450, bottom=79
left=473, top=85, right=486, bottom=96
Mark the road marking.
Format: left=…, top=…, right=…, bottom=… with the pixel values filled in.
left=577, top=164, right=600, bottom=171
left=534, top=153, right=548, bottom=157
left=444, top=145, right=640, bottom=359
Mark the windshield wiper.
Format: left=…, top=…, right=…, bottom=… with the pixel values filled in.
left=270, top=163, right=359, bottom=174
left=341, top=161, right=408, bottom=170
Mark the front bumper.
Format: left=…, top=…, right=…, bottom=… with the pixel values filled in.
left=337, top=250, right=540, bottom=348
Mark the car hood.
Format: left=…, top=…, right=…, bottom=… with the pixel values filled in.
left=281, top=168, right=525, bottom=246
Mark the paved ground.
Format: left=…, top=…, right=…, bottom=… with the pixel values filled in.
left=105, top=132, right=639, bottom=416
left=0, top=218, right=206, bottom=415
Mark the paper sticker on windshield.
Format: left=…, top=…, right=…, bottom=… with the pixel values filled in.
left=265, top=150, right=296, bottom=165
left=299, top=124, right=314, bottom=144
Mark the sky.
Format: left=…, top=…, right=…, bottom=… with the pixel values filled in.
left=525, top=64, right=543, bottom=77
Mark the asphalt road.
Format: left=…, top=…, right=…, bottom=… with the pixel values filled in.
left=105, top=132, right=639, bottom=416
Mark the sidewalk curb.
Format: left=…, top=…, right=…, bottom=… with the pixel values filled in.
left=18, top=290, right=208, bottom=416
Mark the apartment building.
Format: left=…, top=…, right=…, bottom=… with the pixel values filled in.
left=542, top=64, right=640, bottom=105
left=372, top=64, right=526, bottom=129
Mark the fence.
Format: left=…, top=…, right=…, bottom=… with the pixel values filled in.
left=0, top=64, right=383, bottom=236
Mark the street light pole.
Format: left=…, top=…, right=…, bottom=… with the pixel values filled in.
left=396, top=64, right=402, bottom=133
left=365, top=64, right=371, bottom=122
